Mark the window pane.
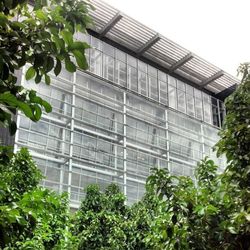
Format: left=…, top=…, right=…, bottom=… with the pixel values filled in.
left=159, top=81, right=168, bottom=105
left=138, top=71, right=147, bottom=96
left=149, top=76, right=158, bottom=101
left=169, top=85, right=177, bottom=109
left=186, top=94, right=195, bottom=117
left=89, top=49, right=102, bottom=76
left=103, top=55, right=114, bottom=82
left=115, top=60, right=126, bottom=87
left=195, top=98, right=203, bottom=120
left=177, top=90, right=186, bottom=113
left=128, top=66, right=138, bottom=92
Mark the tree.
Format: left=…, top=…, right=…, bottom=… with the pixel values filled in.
left=0, top=0, right=92, bottom=135
left=141, top=65, right=250, bottom=249
left=0, top=147, right=76, bottom=249
left=73, top=184, right=131, bottom=250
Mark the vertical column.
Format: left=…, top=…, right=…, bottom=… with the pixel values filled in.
left=165, top=109, right=170, bottom=171
left=123, top=92, right=127, bottom=199
left=111, top=113, right=118, bottom=181
left=165, top=75, right=170, bottom=171
left=59, top=94, right=66, bottom=193
left=217, top=99, right=222, bottom=128
left=14, top=68, right=26, bottom=153
left=68, top=72, right=76, bottom=195
left=201, top=123, right=206, bottom=158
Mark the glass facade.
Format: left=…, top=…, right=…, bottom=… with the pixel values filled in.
left=14, top=34, right=226, bottom=206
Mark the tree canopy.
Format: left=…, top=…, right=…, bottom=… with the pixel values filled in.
left=0, top=0, right=92, bottom=135
left=0, top=66, right=249, bottom=249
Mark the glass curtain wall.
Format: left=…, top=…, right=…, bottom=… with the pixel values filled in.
left=14, top=34, right=226, bottom=206
left=83, top=34, right=225, bottom=128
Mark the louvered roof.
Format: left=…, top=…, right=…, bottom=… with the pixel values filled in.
left=89, top=0, right=240, bottom=95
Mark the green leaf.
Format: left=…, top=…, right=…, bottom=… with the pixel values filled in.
left=69, top=41, right=90, bottom=51
left=61, top=30, right=73, bottom=46
left=34, top=54, right=44, bottom=69
left=45, top=56, right=54, bottom=72
left=35, top=72, right=42, bottom=84
left=32, top=105, right=42, bottom=121
left=65, top=59, right=76, bottom=73
left=18, top=103, right=33, bottom=118
left=53, top=36, right=65, bottom=51
left=4, top=0, right=13, bottom=9
left=36, top=9, right=48, bottom=21
left=2, top=64, right=9, bottom=80
left=54, top=58, right=62, bottom=76
left=44, top=74, right=51, bottom=85
left=72, top=49, right=88, bottom=70
left=0, top=13, right=8, bottom=28
left=25, top=67, right=36, bottom=81
left=42, top=100, right=52, bottom=113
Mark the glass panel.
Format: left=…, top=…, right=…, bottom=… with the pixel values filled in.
left=158, top=70, right=167, bottom=82
left=138, top=60, right=147, bottom=72
left=91, top=36, right=102, bottom=50
left=128, top=66, right=138, bottom=92
left=186, top=94, right=195, bottom=117
left=148, top=76, right=158, bottom=101
left=177, top=90, right=186, bottom=113
left=203, top=93, right=212, bottom=124
left=169, top=75, right=177, bottom=87
left=169, top=85, right=177, bottom=109
left=127, top=55, right=137, bottom=68
left=148, top=65, right=157, bottom=77
left=103, top=42, right=114, bottom=57
left=103, top=54, right=114, bottom=82
left=195, top=98, right=203, bottom=120
left=115, top=60, right=126, bottom=87
left=115, top=49, right=126, bottom=62
left=89, top=49, right=102, bottom=76
left=159, top=81, right=168, bottom=105
left=138, top=71, right=147, bottom=96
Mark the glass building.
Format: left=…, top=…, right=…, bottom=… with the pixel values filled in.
left=9, top=0, right=239, bottom=207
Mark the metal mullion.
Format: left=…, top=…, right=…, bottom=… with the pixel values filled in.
left=16, top=141, right=69, bottom=159
left=74, top=92, right=123, bottom=114
left=68, top=73, right=76, bottom=195
left=123, top=92, right=127, bottom=200
left=217, top=99, right=222, bottom=128
left=72, top=157, right=125, bottom=175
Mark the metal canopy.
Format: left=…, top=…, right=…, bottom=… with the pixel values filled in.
left=136, top=33, right=161, bottom=56
left=99, top=12, right=123, bottom=37
left=169, top=52, right=194, bottom=73
left=89, top=0, right=240, bottom=95
left=200, top=70, right=224, bottom=88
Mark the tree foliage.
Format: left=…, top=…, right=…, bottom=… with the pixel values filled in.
left=0, top=0, right=91, bottom=134
left=0, top=65, right=249, bottom=249
left=73, top=184, right=131, bottom=250
left=0, top=147, right=76, bottom=249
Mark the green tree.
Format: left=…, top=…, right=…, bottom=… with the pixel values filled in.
left=0, top=147, right=76, bottom=249
left=0, top=0, right=92, bottom=135
left=74, top=184, right=131, bottom=250
left=141, top=65, right=250, bottom=249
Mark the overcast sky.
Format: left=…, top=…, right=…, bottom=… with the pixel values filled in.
left=103, top=0, right=250, bottom=78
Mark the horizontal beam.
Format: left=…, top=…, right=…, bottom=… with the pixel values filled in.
left=169, top=52, right=194, bottom=72
left=214, top=84, right=237, bottom=100
left=99, top=12, right=123, bottom=37
left=200, top=70, right=224, bottom=88
left=136, top=33, right=161, bottom=56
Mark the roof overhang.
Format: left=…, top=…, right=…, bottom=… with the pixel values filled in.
left=88, top=0, right=240, bottom=98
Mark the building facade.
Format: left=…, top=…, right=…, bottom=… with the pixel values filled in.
left=11, top=0, right=238, bottom=206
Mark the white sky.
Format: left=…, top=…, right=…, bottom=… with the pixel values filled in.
left=103, top=0, right=250, bottom=77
